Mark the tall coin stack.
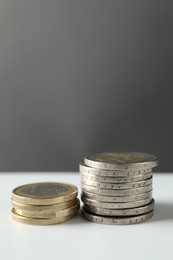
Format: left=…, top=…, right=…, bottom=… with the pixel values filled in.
left=80, top=152, right=158, bottom=225
left=11, top=182, right=80, bottom=225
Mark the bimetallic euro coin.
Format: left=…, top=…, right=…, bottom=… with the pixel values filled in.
left=82, top=208, right=154, bottom=225
left=81, top=152, right=157, bottom=225
left=81, top=196, right=152, bottom=209
left=80, top=163, right=152, bottom=177
left=81, top=177, right=152, bottom=190
left=11, top=198, right=77, bottom=212
left=84, top=152, right=158, bottom=170
left=82, top=183, right=152, bottom=196
left=80, top=171, right=152, bottom=183
left=14, top=199, right=80, bottom=218
left=82, top=190, right=153, bottom=203
left=11, top=208, right=76, bottom=225
left=84, top=199, right=155, bottom=216
left=12, top=182, right=78, bottom=205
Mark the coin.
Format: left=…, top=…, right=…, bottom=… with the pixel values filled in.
left=84, top=152, right=158, bottom=170
left=11, top=208, right=76, bottom=225
left=12, top=182, right=78, bottom=205
left=14, top=199, right=80, bottom=218
left=81, top=177, right=152, bottom=190
left=80, top=163, right=152, bottom=177
left=81, top=208, right=154, bottom=225
left=80, top=171, right=152, bottom=183
left=82, top=190, right=152, bottom=202
left=81, top=196, right=152, bottom=209
left=11, top=198, right=77, bottom=212
left=81, top=152, right=157, bottom=225
left=82, top=183, right=152, bottom=196
left=84, top=199, right=155, bottom=216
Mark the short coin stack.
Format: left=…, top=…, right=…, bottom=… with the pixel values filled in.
left=80, top=152, right=158, bottom=225
left=11, top=182, right=80, bottom=225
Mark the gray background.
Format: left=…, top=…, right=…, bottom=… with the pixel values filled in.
left=0, top=0, right=172, bottom=172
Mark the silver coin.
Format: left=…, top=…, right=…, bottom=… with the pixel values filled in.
left=84, top=199, right=155, bottom=216
left=82, top=190, right=153, bottom=202
left=81, top=208, right=154, bottom=225
left=82, top=184, right=152, bottom=196
left=80, top=163, right=152, bottom=177
left=80, top=171, right=152, bottom=183
left=81, top=177, right=152, bottom=190
left=84, top=152, right=158, bottom=170
left=81, top=196, right=153, bottom=209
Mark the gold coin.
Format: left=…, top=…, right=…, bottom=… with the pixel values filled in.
left=14, top=199, right=80, bottom=218
left=11, top=208, right=76, bottom=225
left=12, top=182, right=78, bottom=205
left=12, top=198, right=77, bottom=212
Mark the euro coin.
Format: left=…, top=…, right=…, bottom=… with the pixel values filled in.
left=11, top=198, right=77, bottom=212
left=11, top=208, right=76, bottom=225
left=14, top=199, right=80, bottom=218
left=81, top=196, right=152, bottom=209
left=80, top=171, right=152, bottom=183
left=81, top=207, right=154, bottom=225
left=84, top=152, right=158, bottom=170
left=80, top=163, right=152, bottom=177
left=83, top=199, right=155, bottom=216
left=82, top=183, right=152, bottom=196
left=82, top=190, right=152, bottom=202
left=12, top=182, right=78, bottom=205
left=81, top=177, right=152, bottom=189
left=81, top=151, right=157, bottom=225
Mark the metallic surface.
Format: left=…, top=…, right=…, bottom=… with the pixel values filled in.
left=14, top=199, right=80, bottom=218
left=80, top=171, right=152, bottom=183
left=81, top=208, right=154, bottom=225
left=81, top=177, right=152, bottom=190
left=81, top=196, right=152, bottom=209
left=84, top=199, right=155, bottom=216
left=84, top=152, right=158, bottom=170
left=11, top=208, right=76, bottom=225
left=12, top=182, right=78, bottom=205
left=80, top=163, right=152, bottom=177
left=82, top=184, right=152, bottom=196
left=82, top=190, right=153, bottom=202
left=11, top=198, right=77, bottom=212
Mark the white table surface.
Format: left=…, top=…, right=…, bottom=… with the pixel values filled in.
left=0, top=172, right=173, bottom=260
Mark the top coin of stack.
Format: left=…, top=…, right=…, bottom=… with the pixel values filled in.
left=11, top=182, right=80, bottom=225
left=80, top=152, right=158, bottom=225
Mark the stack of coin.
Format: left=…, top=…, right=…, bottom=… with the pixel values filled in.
left=80, top=152, right=158, bottom=225
left=11, top=182, right=80, bottom=225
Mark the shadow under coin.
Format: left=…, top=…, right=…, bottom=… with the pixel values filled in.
left=65, top=211, right=88, bottom=225
left=153, top=202, right=173, bottom=222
